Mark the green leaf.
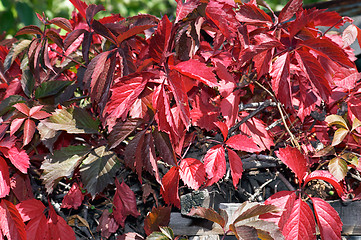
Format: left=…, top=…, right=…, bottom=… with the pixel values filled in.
left=4, top=39, right=31, bottom=72
left=20, top=68, right=35, bottom=98
left=34, top=80, right=72, bottom=99
left=80, top=146, right=120, bottom=198
left=328, top=157, right=348, bottom=181
left=325, top=115, right=349, bottom=130
left=42, top=107, right=99, bottom=134
left=0, top=95, right=25, bottom=116
left=41, top=145, right=90, bottom=193
left=159, top=227, right=174, bottom=239
left=331, top=128, right=349, bottom=146
left=146, top=232, right=169, bottom=240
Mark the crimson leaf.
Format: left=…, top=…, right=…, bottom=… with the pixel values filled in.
left=179, top=158, right=206, bottom=190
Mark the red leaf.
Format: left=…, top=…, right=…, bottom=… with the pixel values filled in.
left=300, top=37, right=354, bottom=68
left=175, top=0, right=200, bottom=23
left=270, top=52, right=292, bottom=108
left=295, top=49, right=331, bottom=101
left=10, top=173, right=34, bottom=202
left=260, top=191, right=296, bottom=230
left=282, top=198, right=316, bottom=240
left=278, top=0, right=302, bottom=23
left=25, top=214, right=48, bottom=240
left=15, top=199, right=45, bottom=222
left=169, top=71, right=191, bottom=129
left=214, top=121, right=228, bottom=141
left=203, top=145, right=226, bottom=186
left=10, top=118, right=25, bottom=136
left=6, top=147, right=30, bottom=174
left=206, top=0, right=234, bottom=39
left=23, top=119, right=35, bottom=146
left=113, top=179, right=140, bottom=227
left=29, top=106, right=51, bottom=120
left=149, top=15, right=172, bottom=63
left=226, top=134, right=261, bottom=153
left=304, top=170, right=343, bottom=197
left=0, top=199, right=26, bottom=240
left=49, top=17, right=73, bottom=32
left=47, top=203, right=76, bottom=240
left=15, top=26, right=43, bottom=36
left=311, top=197, right=342, bottom=240
left=160, top=166, right=180, bottom=208
left=227, top=149, right=243, bottom=188
left=276, top=146, right=308, bottom=184
left=0, top=157, right=10, bottom=198
left=144, top=206, right=171, bottom=235
left=220, top=90, right=241, bottom=128
left=105, top=73, right=149, bottom=130
left=86, top=4, right=105, bottom=24
left=96, top=210, right=119, bottom=239
left=236, top=3, right=272, bottom=26
left=179, top=158, right=206, bottom=190
left=170, top=59, right=219, bottom=88
left=69, top=0, right=88, bottom=19
left=61, top=182, right=84, bottom=210
left=239, top=113, right=274, bottom=151
left=13, top=103, right=30, bottom=116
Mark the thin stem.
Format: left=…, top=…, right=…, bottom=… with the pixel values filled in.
left=50, top=47, right=87, bottom=68
left=277, top=102, right=300, bottom=150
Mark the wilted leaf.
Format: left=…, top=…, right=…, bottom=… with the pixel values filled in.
left=343, top=24, right=358, bottom=48
left=328, top=157, right=347, bottom=182
left=233, top=202, right=281, bottom=225
left=96, top=209, right=119, bottom=238
left=80, top=146, right=119, bottom=198
left=188, top=207, right=226, bottom=229
left=41, top=145, right=90, bottom=193
left=144, top=206, right=171, bottom=235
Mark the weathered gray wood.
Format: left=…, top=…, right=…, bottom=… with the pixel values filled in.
left=171, top=201, right=361, bottom=236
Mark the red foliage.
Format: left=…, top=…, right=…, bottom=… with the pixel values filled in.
left=1, top=0, right=361, bottom=238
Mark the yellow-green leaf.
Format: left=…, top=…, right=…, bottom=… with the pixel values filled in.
left=325, top=115, right=349, bottom=130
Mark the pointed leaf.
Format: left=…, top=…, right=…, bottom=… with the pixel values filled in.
left=227, top=149, right=243, bottom=188
left=23, top=119, right=35, bottom=146
left=149, top=15, right=172, bottom=63
left=179, top=158, right=206, bottom=190
left=153, top=129, right=177, bottom=166
left=175, top=0, right=200, bottom=23
left=49, top=17, right=73, bottom=32
left=311, top=197, right=342, bottom=240
left=108, top=118, right=142, bottom=149
left=233, top=202, right=281, bottom=225
left=0, top=199, right=26, bottom=240
left=96, top=209, right=119, bottom=238
left=10, top=118, right=25, bottom=136
left=41, top=145, right=90, bottom=193
left=0, top=95, right=26, bottom=116
left=214, top=121, right=228, bottom=141
left=242, top=220, right=284, bottom=240
left=16, top=25, right=42, bottom=36
left=0, top=157, right=10, bottom=198
left=61, top=182, right=84, bottom=210
left=282, top=198, right=316, bottom=240
left=188, top=207, right=226, bottom=229
left=25, top=214, right=48, bottom=240
left=144, top=206, right=171, bottom=235
left=6, top=147, right=30, bottom=174
left=304, top=170, right=343, bottom=197
left=42, top=107, right=99, bottom=134
left=80, top=146, right=119, bottom=198
left=203, top=145, right=226, bottom=186
left=113, top=179, right=140, bottom=227
left=34, top=81, right=72, bottom=99
left=15, top=199, right=45, bottom=222
left=236, top=3, right=272, bottom=26
left=226, top=134, right=261, bottom=153
left=47, top=204, right=76, bottom=240
left=278, top=0, right=302, bottom=23
left=13, top=103, right=30, bottom=116
left=4, top=40, right=31, bottom=72
left=325, top=114, right=349, bottom=130
left=86, top=4, right=105, bottom=24
left=270, top=52, right=292, bottom=108
left=161, top=166, right=180, bottom=208
left=170, top=59, right=219, bottom=88
left=331, top=128, right=349, bottom=146
left=276, top=146, right=308, bottom=183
